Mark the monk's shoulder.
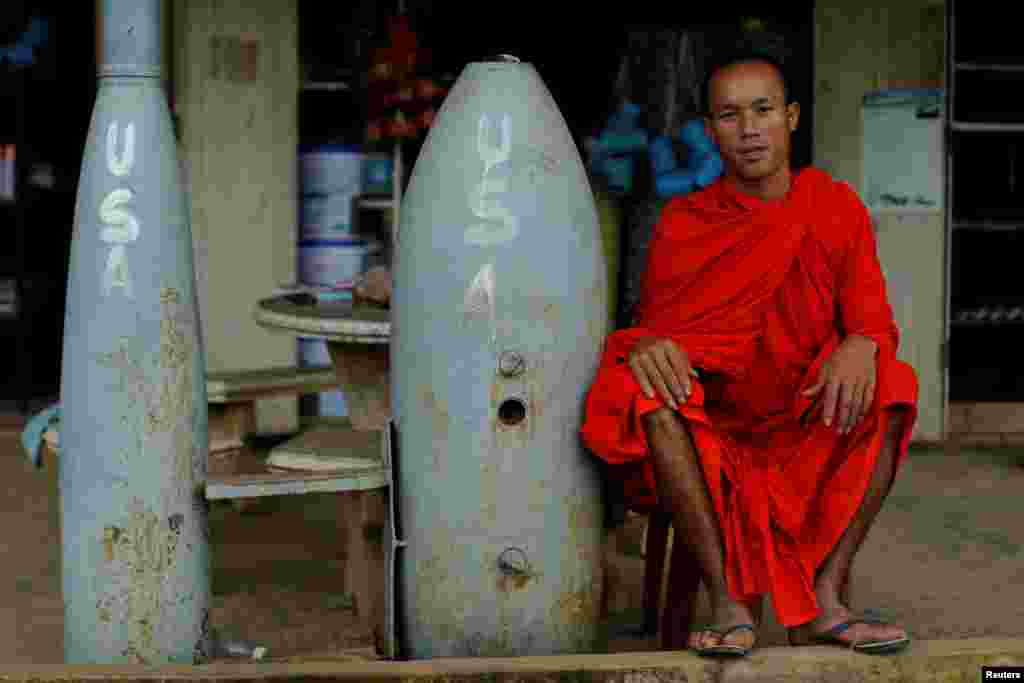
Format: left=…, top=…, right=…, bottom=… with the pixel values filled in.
left=659, top=182, right=723, bottom=221
left=832, top=177, right=870, bottom=219
left=806, top=168, right=871, bottom=241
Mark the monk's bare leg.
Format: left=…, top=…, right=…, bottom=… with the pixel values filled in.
left=642, top=407, right=755, bottom=651
left=789, top=406, right=910, bottom=646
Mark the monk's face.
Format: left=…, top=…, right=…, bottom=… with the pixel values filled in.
left=704, top=60, right=800, bottom=192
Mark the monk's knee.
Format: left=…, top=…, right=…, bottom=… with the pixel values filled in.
left=642, top=406, right=688, bottom=436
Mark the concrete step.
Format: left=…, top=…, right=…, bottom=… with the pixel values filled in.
left=3, top=638, right=1023, bottom=681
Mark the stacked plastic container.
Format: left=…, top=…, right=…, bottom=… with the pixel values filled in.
left=297, top=144, right=376, bottom=417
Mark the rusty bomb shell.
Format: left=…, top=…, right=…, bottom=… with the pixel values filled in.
left=390, top=55, right=608, bottom=659
left=59, top=0, right=211, bottom=664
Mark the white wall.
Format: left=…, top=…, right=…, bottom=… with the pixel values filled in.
left=815, top=0, right=947, bottom=441
left=174, top=1, right=300, bottom=433
left=814, top=0, right=944, bottom=192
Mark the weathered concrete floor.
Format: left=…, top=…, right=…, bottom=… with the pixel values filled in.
left=1, top=639, right=1023, bottom=681
left=3, top=403, right=1024, bottom=672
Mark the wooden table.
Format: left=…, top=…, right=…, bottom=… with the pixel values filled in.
left=231, top=294, right=394, bottom=653
left=253, top=296, right=391, bottom=431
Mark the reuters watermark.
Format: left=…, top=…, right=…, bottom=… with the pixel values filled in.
left=985, top=667, right=1024, bottom=680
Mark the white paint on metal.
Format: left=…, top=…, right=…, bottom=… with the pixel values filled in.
left=464, top=263, right=497, bottom=344
left=466, top=114, right=518, bottom=246
left=100, top=189, right=140, bottom=243
left=101, top=245, right=133, bottom=297
left=100, top=122, right=140, bottom=297
left=106, top=121, right=136, bottom=178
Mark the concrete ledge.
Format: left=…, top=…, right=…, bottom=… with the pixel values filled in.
left=3, top=639, right=1023, bottom=682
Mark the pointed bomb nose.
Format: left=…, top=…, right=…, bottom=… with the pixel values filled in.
left=484, top=54, right=522, bottom=63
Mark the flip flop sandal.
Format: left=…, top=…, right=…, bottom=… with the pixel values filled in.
left=809, top=612, right=910, bottom=654
left=692, top=623, right=756, bottom=657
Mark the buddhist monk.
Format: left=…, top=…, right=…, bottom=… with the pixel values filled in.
left=581, top=49, right=918, bottom=657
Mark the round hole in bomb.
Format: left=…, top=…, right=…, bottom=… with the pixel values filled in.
left=497, top=397, right=528, bottom=427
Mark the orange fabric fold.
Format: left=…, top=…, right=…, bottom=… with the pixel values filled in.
left=580, top=167, right=918, bottom=627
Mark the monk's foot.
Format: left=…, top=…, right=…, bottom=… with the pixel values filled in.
left=687, top=595, right=756, bottom=653
left=787, top=605, right=909, bottom=652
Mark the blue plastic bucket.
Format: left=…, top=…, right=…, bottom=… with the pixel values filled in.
left=299, top=144, right=363, bottom=196
left=297, top=238, right=378, bottom=287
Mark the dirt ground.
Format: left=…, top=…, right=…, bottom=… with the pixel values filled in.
left=2, top=403, right=1024, bottom=664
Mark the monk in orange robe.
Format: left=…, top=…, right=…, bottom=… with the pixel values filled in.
left=581, top=50, right=917, bottom=656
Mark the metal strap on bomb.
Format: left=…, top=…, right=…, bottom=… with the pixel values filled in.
left=383, top=419, right=407, bottom=660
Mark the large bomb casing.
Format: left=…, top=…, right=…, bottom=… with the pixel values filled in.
left=391, top=57, right=608, bottom=659
left=59, top=0, right=210, bottom=664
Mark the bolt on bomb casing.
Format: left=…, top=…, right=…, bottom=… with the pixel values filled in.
left=59, top=0, right=210, bottom=664
left=391, top=56, right=609, bottom=659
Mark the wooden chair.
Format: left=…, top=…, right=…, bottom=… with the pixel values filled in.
left=640, top=508, right=702, bottom=650
left=599, top=458, right=701, bottom=651
left=205, top=364, right=343, bottom=510
left=206, top=364, right=341, bottom=449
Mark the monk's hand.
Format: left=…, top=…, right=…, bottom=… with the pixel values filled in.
left=801, top=335, right=879, bottom=435
left=628, top=337, right=700, bottom=410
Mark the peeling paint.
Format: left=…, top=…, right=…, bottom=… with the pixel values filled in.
left=97, top=605, right=113, bottom=623
left=95, top=295, right=196, bottom=499
left=146, top=287, right=196, bottom=497
left=103, top=526, right=121, bottom=562
left=550, top=577, right=603, bottom=653
left=552, top=493, right=605, bottom=652
left=419, top=385, right=450, bottom=475
left=495, top=572, right=531, bottom=593
left=96, top=336, right=146, bottom=469
left=95, top=498, right=185, bottom=665
left=556, top=585, right=600, bottom=627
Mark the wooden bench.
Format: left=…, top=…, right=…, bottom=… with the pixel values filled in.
left=205, top=365, right=343, bottom=512
left=206, top=365, right=341, bottom=455
left=40, top=365, right=341, bottom=455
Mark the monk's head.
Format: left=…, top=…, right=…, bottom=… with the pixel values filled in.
left=702, top=51, right=800, bottom=200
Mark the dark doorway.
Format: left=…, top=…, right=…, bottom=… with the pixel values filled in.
left=419, top=3, right=815, bottom=168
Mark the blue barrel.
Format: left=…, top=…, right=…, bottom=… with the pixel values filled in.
left=59, top=0, right=210, bottom=664
left=297, top=238, right=377, bottom=287
left=391, top=56, right=608, bottom=659
left=296, top=237, right=378, bottom=418
left=299, top=144, right=363, bottom=240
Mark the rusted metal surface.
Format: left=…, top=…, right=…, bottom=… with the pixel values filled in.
left=391, top=58, right=607, bottom=658
left=59, top=0, right=209, bottom=663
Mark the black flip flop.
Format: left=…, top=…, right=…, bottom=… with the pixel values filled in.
left=692, top=623, right=756, bottom=657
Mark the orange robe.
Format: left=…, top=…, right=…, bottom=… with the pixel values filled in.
left=580, top=166, right=918, bottom=627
